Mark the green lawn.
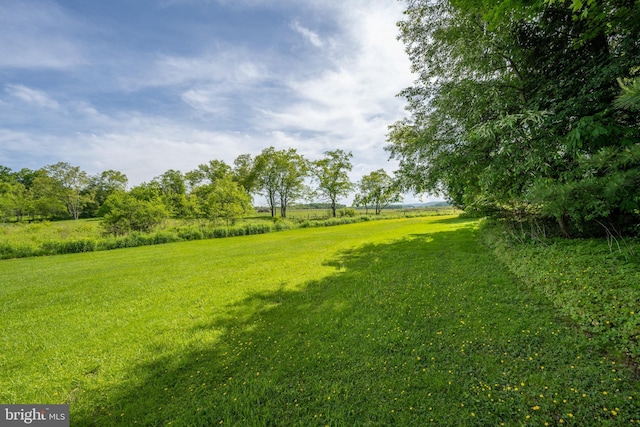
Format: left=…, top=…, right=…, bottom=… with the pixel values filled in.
left=1, top=216, right=638, bottom=425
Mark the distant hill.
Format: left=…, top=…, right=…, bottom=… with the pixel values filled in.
left=389, top=201, right=451, bottom=209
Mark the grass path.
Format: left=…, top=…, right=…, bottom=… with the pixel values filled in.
left=1, top=216, right=638, bottom=425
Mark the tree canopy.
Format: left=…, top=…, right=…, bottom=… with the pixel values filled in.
left=354, top=169, right=402, bottom=215
left=312, top=150, right=354, bottom=217
left=387, top=0, right=640, bottom=236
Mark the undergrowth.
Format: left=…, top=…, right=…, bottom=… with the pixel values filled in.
left=482, top=221, right=640, bottom=363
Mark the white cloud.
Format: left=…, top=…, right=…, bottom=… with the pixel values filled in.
left=256, top=0, right=412, bottom=168
left=120, top=49, right=268, bottom=92
left=5, top=84, right=62, bottom=110
left=291, top=21, right=324, bottom=48
left=0, top=0, right=434, bottom=200
left=0, top=0, right=85, bottom=69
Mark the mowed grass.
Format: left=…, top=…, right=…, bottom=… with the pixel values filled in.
left=1, top=216, right=638, bottom=425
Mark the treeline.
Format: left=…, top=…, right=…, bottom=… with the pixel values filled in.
left=0, top=147, right=403, bottom=233
left=388, top=0, right=640, bottom=237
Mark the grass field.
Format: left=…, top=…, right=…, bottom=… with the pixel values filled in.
left=1, top=216, right=639, bottom=425
left=0, top=207, right=458, bottom=260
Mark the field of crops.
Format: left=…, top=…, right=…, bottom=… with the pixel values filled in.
left=1, top=215, right=638, bottom=425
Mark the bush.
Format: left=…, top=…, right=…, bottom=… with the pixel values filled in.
left=338, top=208, right=356, bottom=217
left=152, top=231, right=181, bottom=245
left=0, top=242, right=37, bottom=259
left=101, top=192, right=168, bottom=235
left=273, top=220, right=292, bottom=231
left=41, top=239, right=96, bottom=255
left=177, top=228, right=203, bottom=241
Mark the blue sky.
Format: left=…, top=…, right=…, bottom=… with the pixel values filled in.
left=0, top=0, right=434, bottom=202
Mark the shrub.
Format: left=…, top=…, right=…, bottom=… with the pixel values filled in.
left=0, top=242, right=37, bottom=259
left=338, top=208, right=356, bottom=217
left=273, top=220, right=292, bottom=231
left=177, top=228, right=203, bottom=241
left=41, top=239, right=96, bottom=255
left=101, top=192, right=168, bottom=235
left=151, top=231, right=181, bottom=245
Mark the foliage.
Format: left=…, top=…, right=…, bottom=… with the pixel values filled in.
left=45, top=162, right=92, bottom=220
left=101, top=192, right=168, bottom=235
left=83, top=169, right=128, bottom=217
left=387, top=0, right=640, bottom=234
left=253, top=147, right=282, bottom=217
left=311, top=149, right=354, bottom=218
left=483, top=220, right=640, bottom=360
left=615, top=76, right=640, bottom=111
left=354, top=169, right=402, bottom=214
left=253, top=147, right=309, bottom=218
left=206, top=176, right=253, bottom=226
left=338, top=207, right=356, bottom=217
left=153, top=169, right=188, bottom=217
left=528, top=145, right=640, bottom=236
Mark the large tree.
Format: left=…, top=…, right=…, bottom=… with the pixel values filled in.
left=274, top=149, right=309, bottom=219
left=253, top=148, right=281, bottom=217
left=387, top=0, right=640, bottom=235
left=185, top=160, right=235, bottom=219
left=354, top=169, right=402, bottom=215
left=45, top=162, right=91, bottom=220
left=312, top=150, right=354, bottom=218
left=253, top=147, right=309, bottom=218
left=84, top=170, right=128, bottom=217
left=154, top=169, right=188, bottom=217
left=206, top=176, right=253, bottom=227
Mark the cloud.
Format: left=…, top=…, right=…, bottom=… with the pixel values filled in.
left=291, top=21, right=324, bottom=48
left=5, top=84, right=62, bottom=110
left=0, top=0, right=429, bottom=201
left=127, top=52, right=263, bottom=89
left=257, top=1, right=412, bottom=159
left=0, top=0, right=85, bottom=69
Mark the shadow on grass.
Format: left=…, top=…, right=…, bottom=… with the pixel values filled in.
left=73, top=224, right=640, bottom=426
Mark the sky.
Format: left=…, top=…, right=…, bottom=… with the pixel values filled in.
left=0, top=0, right=437, bottom=203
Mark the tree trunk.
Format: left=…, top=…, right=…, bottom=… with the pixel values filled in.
left=557, top=215, right=570, bottom=238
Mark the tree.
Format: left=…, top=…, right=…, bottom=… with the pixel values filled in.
left=253, top=147, right=309, bottom=218
left=206, top=176, right=253, bottom=227
left=84, top=170, right=128, bottom=217
left=253, top=147, right=281, bottom=217
left=46, top=162, right=91, bottom=220
left=129, top=181, right=163, bottom=202
left=387, top=0, right=640, bottom=234
left=154, top=169, right=187, bottom=216
left=312, top=150, right=354, bottom=217
left=0, top=181, right=17, bottom=221
left=0, top=166, right=12, bottom=183
left=100, top=192, right=167, bottom=235
left=233, top=154, right=258, bottom=194
left=354, top=170, right=402, bottom=215
left=29, top=171, right=67, bottom=219
left=615, top=76, right=640, bottom=111
left=185, top=160, right=233, bottom=191
left=0, top=167, right=23, bottom=221
left=274, top=149, right=309, bottom=218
